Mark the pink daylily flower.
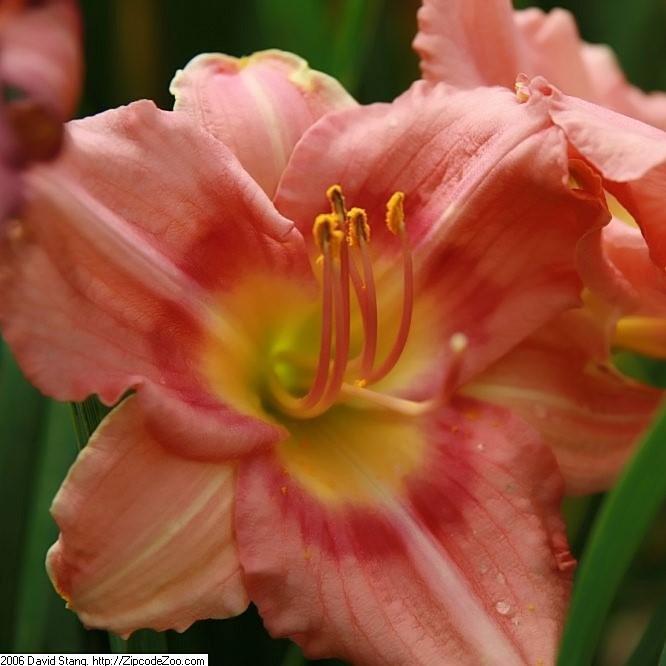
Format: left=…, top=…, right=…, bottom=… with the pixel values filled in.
left=0, top=0, right=82, bottom=222
left=414, top=0, right=666, bottom=129
left=0, top=48, right=647, bottom=663
left=414, top=0, right=666, bottom=490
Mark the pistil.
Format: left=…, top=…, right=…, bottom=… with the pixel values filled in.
left=341, top=332, right=468, bottom=416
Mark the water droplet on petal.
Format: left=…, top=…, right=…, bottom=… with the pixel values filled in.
left=495, top=601, right=511, bottom=616
left=479, top=564, right=489, bottom=575
left=496, top=572, right=506, bottom=585
left=476, top=442, right=485, bottom=451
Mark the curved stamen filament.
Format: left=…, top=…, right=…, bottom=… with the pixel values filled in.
left=268, top=240, right=334, bottom=414
left=347, top=208, right=378, bottom=381
left=348, top=252, right=367, bottom=313
left=296, top=248, right=334, bottom=407
left=357, top=235, right=378, bottom=379
left=270, top=209, right=345, bottom=415
left=305, top=241, right=352, bottom=417
left=365, top=194, right=414, bottom=385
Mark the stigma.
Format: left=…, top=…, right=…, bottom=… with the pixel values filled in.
left=270, top=184, right=463, bottom=419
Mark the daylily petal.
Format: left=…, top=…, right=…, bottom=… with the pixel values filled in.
left=579, top=44, right=666, bottom=131
left=602, top=219, right=666, bottom=316
left=512, top=8, right=595, bottom=100
left=0, top=0, right=82, bottom=119
left=0, top=100, right=309, bottom=408
left=276, top=82, right=607, bottom=385
left=134, top=383, right=287, bottom=462
left=47, top=397, right=248, bottom=637
left=414, top=1, right=666, bottom=130
left=413, top=0, right=520, bottom=88
left=236, top=399, right=573, bottom=665
left=467, top=308, right=661, bottom=494
left=170, top=50, right=356, bottom=197
left=545, top=87, right=666, bottom=267
left=513, top=8, right=666, bottom=130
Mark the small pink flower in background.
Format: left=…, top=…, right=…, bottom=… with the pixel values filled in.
left=0, top=0, right=82, bottom=221
left=0, top=41, right=632, bottom=662
left=414, top=0, right=666, bottom=489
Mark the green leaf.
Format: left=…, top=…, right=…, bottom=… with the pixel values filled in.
left=0, top=343, right=49, bottom=649
left=109, top=630, right=169, bottom=654
left=614, top=351, right=666, bottom=389
left=167, top=609, right=290, bottom=664
left=557, top=402, right=666, bottom=665
left=626, top=595, right=666, bottom=666
left=254, top=0, right=329, bottom=71
left=328, top=0, right=384, bottom=91
left=253, top=0, right=383, bottom=94
left=281, top=642, right=306, bottom=666
left=562, top=493, right=604, bottom=558
left=12, top=400, right=86, bottom=652
left=70, top=396, right=109, bottom=447
left=108, top=634, right=128, bottom=653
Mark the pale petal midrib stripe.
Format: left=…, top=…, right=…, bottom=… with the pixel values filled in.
left=334, top=443, right=526, bottom=665
left=243, top=71, right=290, bottom=182
left=462, top=382, right=650, bottom=423
left=78, top=473, right=229, bottom=603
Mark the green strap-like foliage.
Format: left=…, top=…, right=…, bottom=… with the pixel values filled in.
left=558, top=403, right=666, bottom=665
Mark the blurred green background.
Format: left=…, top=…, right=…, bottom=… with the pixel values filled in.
left=2, top=0, right=666, bottom=664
